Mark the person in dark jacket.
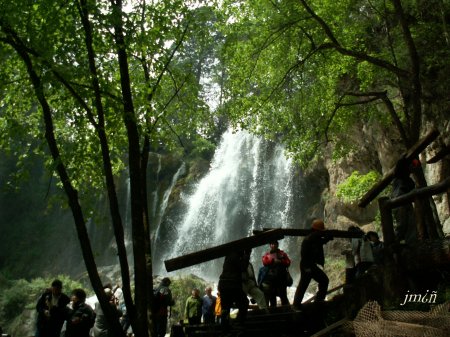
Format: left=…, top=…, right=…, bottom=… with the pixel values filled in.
left=293, top=219, right=333, bottom=308
left=391, top=157, right=418, bottom=244
left=154, top=277, right=175, bottom=337
left=218, top=249, right=249, bottom=328
left=65, top=288, right=95, bottom=337
left=367, top=231, right=384, bottom=266
left=35, top=279, right=70, bottom=337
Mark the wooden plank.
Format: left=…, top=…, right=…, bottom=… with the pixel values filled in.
left=310, top=318, right=348, bottom=337
left=358, top=128, right=439, bottom=208
left=164, top=228, right=285, bottom=272
left=254, top=228, right=364, bottom=239
left=427, top=145, right=450, bottom=164
left=384, top=177, right=450, bottom=209
left=303, top=284, right=345, bottom=304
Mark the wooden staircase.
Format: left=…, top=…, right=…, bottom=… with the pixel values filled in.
left=170, top=302, right=334, bottom=337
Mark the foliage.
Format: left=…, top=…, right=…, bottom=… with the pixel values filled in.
left=215, top=0, right=450, bottom=167
left=0, top=0, right=449, bottom=334
left=324, top=256, right=346, bottom=289
left=336, top=170, right=381, bottom=203
left=0, top=2, right=226, bottom=335
left=188, top=137, right=216, bottom=160
left=168, top=274, right=208, bottom=324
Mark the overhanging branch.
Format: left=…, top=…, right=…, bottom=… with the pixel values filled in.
left=298, top=0, right=409, bottom=78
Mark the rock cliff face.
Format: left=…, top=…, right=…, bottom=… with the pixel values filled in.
left=312, top=122, right=450, bottom=236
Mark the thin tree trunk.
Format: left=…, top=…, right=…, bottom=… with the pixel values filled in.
left=110, top=1, right=152, bottom=336
left=8, top=36, right=109, bottom=333
left=76, top=1, right=131, bottom=335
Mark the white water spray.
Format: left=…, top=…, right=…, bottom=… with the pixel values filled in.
left=163, top=129, right=295, bottom=278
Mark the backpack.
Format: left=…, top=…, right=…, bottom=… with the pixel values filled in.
left=257, top=266, right=269, bottom=286
left=153, top=288, right=163, bottom=309
left=153, top=287, right=171, bottom=310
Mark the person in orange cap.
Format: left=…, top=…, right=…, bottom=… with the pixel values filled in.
left=293, top=219, right=333, bottom=308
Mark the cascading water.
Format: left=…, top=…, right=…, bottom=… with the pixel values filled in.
left=151, top=154, right=162, bottom=219
left=160, top=129, right=298, bottom=280
left=153, top=162, right=186, bottom=247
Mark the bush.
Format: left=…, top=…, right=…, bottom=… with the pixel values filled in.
left=336, top=170, right=381, bottom=203
left=169, top=274, right=209, bottom=324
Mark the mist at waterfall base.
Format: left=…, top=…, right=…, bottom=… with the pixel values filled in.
left=153, top=129, right=307, bottom=283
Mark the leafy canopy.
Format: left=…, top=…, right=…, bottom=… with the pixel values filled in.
left=214, top=0, right=450, bottom=167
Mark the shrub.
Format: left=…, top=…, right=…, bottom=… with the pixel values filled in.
left=336, top=170, right=381, bottom=203
left=169, top=274, right=209, bottom=324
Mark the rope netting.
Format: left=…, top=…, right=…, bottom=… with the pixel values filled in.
left=350, top=301, right=449, bottom=337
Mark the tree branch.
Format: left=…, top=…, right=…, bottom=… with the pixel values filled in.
left=298, top=0, right=409, bottom=78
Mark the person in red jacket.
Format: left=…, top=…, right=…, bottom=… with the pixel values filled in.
left=261, top=240, right=291, bottom=306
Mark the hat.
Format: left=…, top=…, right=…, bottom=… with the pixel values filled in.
left=312, top=219, right=325, bottom=231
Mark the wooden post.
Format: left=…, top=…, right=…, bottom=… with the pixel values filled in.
left=378, top=197, right=395, bottom=245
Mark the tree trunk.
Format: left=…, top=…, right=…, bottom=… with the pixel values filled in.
left=76, top=1, right=131, bottom=335
left=110, top=1, right=153, bottom=336
left=10, top=37, right=125, bottom=336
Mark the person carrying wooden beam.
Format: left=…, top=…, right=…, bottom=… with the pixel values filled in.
left=293, top=219, right=334, bottom=309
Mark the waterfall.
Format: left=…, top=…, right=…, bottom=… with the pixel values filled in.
left=153, top=162, right=186, bottom=246
left=162, top=129, right=295, bottom=279
left=151, top=154, right=162, bottom=219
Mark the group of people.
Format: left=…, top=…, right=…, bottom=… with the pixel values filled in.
left=35, top=280, right=129, bottom=337
left=183, top=286, right=220, bottom=325
left=35, top=280, right=96, bottom=337
left=344, top=227, right=385, bottom=282
left=214, top=218, right=385, bottom=317
left=187, top=218, right=335, bottom=327
left=182, top=243, right=287, bottom=329
left=35, top=219, right=385, bottom=335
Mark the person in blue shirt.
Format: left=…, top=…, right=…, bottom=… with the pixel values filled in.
left=201, top=286, right=216, bottom=324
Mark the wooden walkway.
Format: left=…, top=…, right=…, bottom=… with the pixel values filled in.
left=170, top=301, right=340, bottom=337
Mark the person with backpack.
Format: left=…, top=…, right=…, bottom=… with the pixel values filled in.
left=218, top=250, right=249, bottom=329
left=64, top=288, right=96, bottom=337
left=154, top=277, right=175, bottom=337
left=261, top=240, right=291, bottom=307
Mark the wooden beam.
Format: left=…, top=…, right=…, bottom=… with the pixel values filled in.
left=358, top=128, right=439, bottom=208
left=384, top=176, right=450, bottom=209
left=427, top=145, right=450, bottom=164
left=164, top=228, right=285, bottom=272
left=303, top=284, right=345, bottom=304
left=254, top=228, right=364, bottom=239
left=310, top=318, right=348, bottom=337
